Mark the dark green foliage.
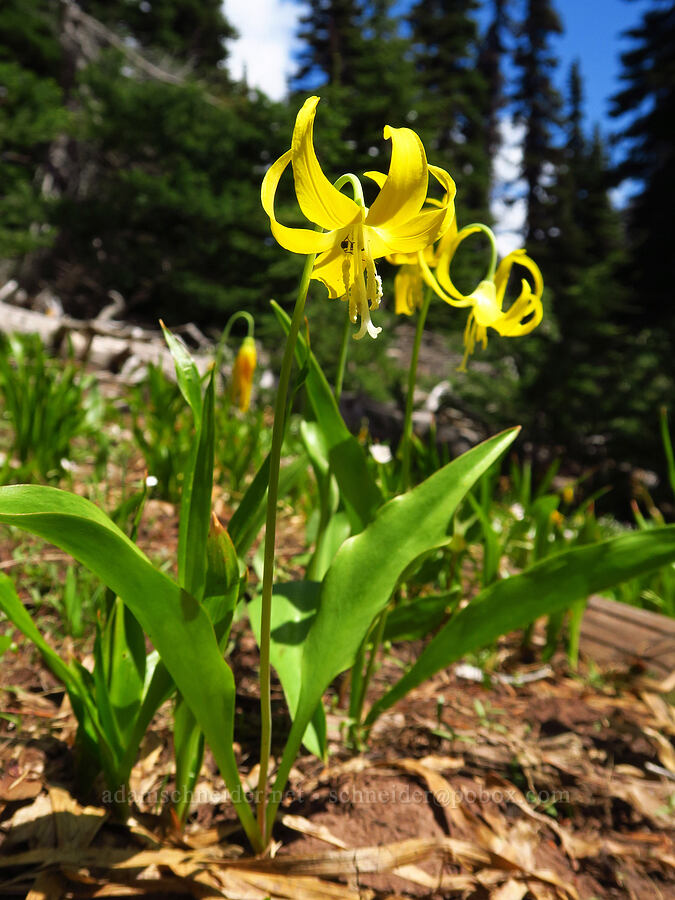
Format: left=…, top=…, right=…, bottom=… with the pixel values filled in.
left=291, top=0, right=418, bottom=175
left=517, top=59, right=635, bottom=455
left=78, top=0, right=235, bottom=71
left=611, top=0, right=675, bottom=361
left=0, top=333, right=101, bottom=482
left=512, top=0, right=563, bottom=254
left=0, top=0, right=61, bottom=78
left=478, top=0, right=510, bottom=159
left=408, top=0, right=491, bottom=222
left=47, top=57, right=292, bottom=319
left=0, top=1, right=65, bottom=259
left=0, top=62, right=66, bottom=258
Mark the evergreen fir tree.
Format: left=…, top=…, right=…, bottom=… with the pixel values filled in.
left=512, top=0, right=563, bottom=256
left=610, top=0, right=675, bottom=342
left=291, top=1, right=417, bottom=175
left=0, top=1, right=65, bottom=260
left=407, top=0, right=490, bottom=222
left=477, top=0, right=510, bottom=159
left=521, top=60, right=633, bottom=455
left=293, top=0, right=363, bottom=89
left=78, top=0, right=235, bottom=71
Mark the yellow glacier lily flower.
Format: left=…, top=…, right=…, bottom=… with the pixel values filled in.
left=420, top=224, right=543, bottom=370
left=231, top=335, right=257, bottom=412
left=261, top=96, right=455, bottom=339
left=387, top=217, right=458, bottom=316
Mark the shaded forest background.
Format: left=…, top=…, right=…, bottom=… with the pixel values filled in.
left=1, top=0, right=674, bottom=499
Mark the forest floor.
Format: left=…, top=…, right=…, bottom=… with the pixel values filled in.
left=1, top=494, right=674, bottom=900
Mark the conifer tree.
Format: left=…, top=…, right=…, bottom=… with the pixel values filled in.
left=611, top=0, right=675, bottom=341
left=521, top=60, right=631, bottom=453
left=477, top=0, right=510, bottom=159
left=293, top=0, right=363, bottom=89
left=78, top=0, right=235, bottom=71
left=1, top=0, right=289, bottom=321
left=407, top=0, right=490, bottom=221
left=291, top=1, right=417, bottom=175
left=512, top=0, right=563, bottom=256
left=0, top=0, right=65, bottom=260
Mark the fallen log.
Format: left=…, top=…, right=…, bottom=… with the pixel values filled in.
left=580, top=595, right=675, bottom=677
left=0, top=297, right=214, bottom=381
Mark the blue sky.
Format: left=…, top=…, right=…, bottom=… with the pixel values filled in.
left=528, top=0, right=641, bottom=137
left=226, top=0, right=645, bottom=137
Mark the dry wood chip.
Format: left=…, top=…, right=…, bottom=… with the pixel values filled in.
left=641, top=692, right=675, bottom=735
left=25, top=870, right=69, bottom=900
left=48, top=785, right=107, bottom=849
left=229, top=870, right=369, bottom=900
left=644, top=725, right=675, bottom=774
left=380, top=760, right=579, bottom=898
left=2, top=792, right=55, bottom=849
left=280, top=813, right=349, bottom=848
left=655, top=669, right=675, bottom=693
left=489, top=878, right=529, bottom=900
left=233, top=837, right=446, bottom=877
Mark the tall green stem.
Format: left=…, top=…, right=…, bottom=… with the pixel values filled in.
left=334, top=312, right=351, bottom=401
left=256, top=251, right=316, bottom=843
left=399, top=286, right=432, bottom=492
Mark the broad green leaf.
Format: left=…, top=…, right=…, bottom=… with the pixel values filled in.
left=365, top=526, right=675, bottom=725
left=308, top=511, right=351, bottom=582
left=92, top=624, right=125, bottom=762
left=173, top=514, right=243, bottom=823
left=173, top=700, right=205, bottom=822
left=161, top=322, right=203, bottom=427
left=531, top=495, right=560, bottom=562
left=248, top=582, right=326, bottom=760
left=0, top=485, right=259, bottom=848
left=383, top=590, right=460, bottom=644
left=106, top=599, right=147, bottom=745
left=268, top=428, right=519, bottom=827
left=118, top=657, right=174, bottom=788
left=179, top=369, right=215, bottom=600
left=272, top=301, right=381, bottom=532
left=299, top=420, right=348, bottom=580
left=467, top=493, right=500, bottom=585
left=205, top=514, right=241, bottom=633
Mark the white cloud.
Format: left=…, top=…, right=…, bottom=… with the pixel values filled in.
left=490, top=116, right=527, bottom=255
left=224, top=0, right=301, bottom=100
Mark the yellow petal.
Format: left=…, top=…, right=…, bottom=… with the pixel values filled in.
left=311, top=243, right=351, bottom=299
left=292, top=96, right=362, bottom=231
left=494, top=249, right=543, bottom=305
left=261, top=149, right=340, bottom=254
left=431, top=215, right=458, bottom=265
left=394, top=266, right=422, bottom=315
left=428, top=164, right=457, bottom=238
left=434, top=224, right=483, bottom=301
left=496, top=282, right=543, bottom=336
left=363, top=170, right=387, bottom=189
left=418, top=249, right=474, bottom=308
left=365, top=125, right=428, bottom=228
left=369, top=205, right=448, bottom=257
left=471, top=281, right=503, bottom=328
